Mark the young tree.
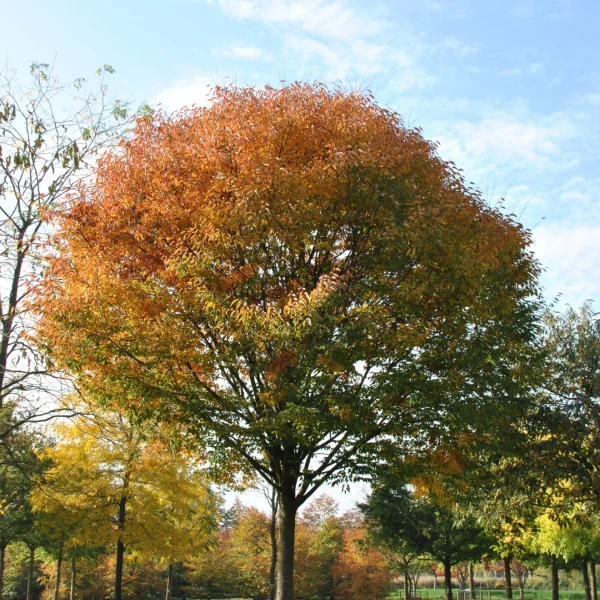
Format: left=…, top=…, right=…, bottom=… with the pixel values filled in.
left=0, top=423, right=42, bottom=600
left=0, top=62, right=126, bottom=442
left=30, top=396, right=218, bottom=600
left=36, top=83, right=542, bottom=600
left=295, top=496, right=344, bottom=600
left=362, top=476, right=492, bottom=600
left=0, top=464, right=29, bottom=600
left=541, top=304, right=600, bottom=504
left=331, top=525, right=392, bottom=600
left=256, top=481, right=279, bottom=600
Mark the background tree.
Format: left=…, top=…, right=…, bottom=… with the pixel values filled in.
left=0, top=423, right=42, bottom=600
left=331, top=523, right=392, bottom=600
left=36, top=83, right=542, bottom=600
left=30, top=396, right=218, bottom=600
left=540, top=304, right=600, bottom=506
left=362, top=475, right=492, bottom=600
left=0, top=61, right=127, bottom=445
left=295, top=496, right=344, bottom=600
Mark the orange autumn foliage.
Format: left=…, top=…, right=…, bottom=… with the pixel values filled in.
left=332, top=527, right=392, bottom=600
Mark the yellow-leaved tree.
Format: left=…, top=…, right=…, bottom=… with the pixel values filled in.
left=31, top=396, right=219, bottom=600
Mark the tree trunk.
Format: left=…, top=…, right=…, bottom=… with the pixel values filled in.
left=591, top=558, right=597, bottom=600
left=276, top=488, right=297, bottom=600
left=0, top=544, right=6, bottom=600
left=583, top=558, right=592, bottom=600
left=503, top=555, right=513, bottom=600
left=404, top=569, right=410, bottom=600
left=551, top=554, right=559, bottom=600
left=519, top=584, right=525, bottom=600
left=470, top=563, right=476, bottom=600
left=444, top=559, right=453, bottom=600
left=115, top=494, right=127, bottom=600
left=269, top=487, right=278, bottom=600
left=165, top=563, right=173, bottom=600
left=26, top=546, right=35, bottom=600
left=69, top=557, right=76, bottom=600
left=434, top=572, right=437, bottom=590
left=54, top=544, right=63, bottom=600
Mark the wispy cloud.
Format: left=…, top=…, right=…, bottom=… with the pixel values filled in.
left=214, top=45, right=272, bottom=60
left=434, top=110, right=581, bottom=177
left=154, top=74, right=220, bottom=112
left=433, top=36, right=478, bottom=58
left=533, top=223, right=600, bottom=308
left=500, top=67, right=523, bottom=78
left=206, top=0, right=383, bottom=40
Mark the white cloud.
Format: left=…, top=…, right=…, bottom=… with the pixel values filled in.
left=284, top=34, right=417, bottom=79
left=154, top=74, right=219, bottom=112
left=500, top=68, right=522, bottom=78
left=206, top=0, right=382, bottom=41
left=434, top=111, right=580, bottom=177
left=529, top=62, right=544, bottom=74
left=435, top=36, right=478, bottom=58
left=578, top=92, right=600, bottom=106
left=532, top=223, right=600, bottom=308
left=215, top=45, right=272, bottom=60
left=508, top=1, right=535, bottom=20
left=203, top=0, right=474, bottom=93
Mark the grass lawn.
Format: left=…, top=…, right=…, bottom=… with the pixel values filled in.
left=387, top=589, right=587, bottom=600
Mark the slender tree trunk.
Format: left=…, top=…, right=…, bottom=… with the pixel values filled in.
left=115, top=494, right=127, bottom=600
left=26, top=546, right=35, bottom=600
left=69, top=557, right=76, bottom=600
left=165, top=563, right=173, bottom=600
left=0, top=544, right=6, bottom=600
left=519, top=584, right=524, bottom=600
left=444, top=559, right=453, bottom=600
left=276, top=486, right=297, bottom=600
left=551, top=554, right=559, bottom=600
left=503, top=555, right=513, bottom=600
left=54, top=544, right=63, bottom=600
left=434, top=572, right=437, bottom=590
left=470, top=563, right=476, bottom=600
left=269, top=487, right=278, bottom=600
left=404, top=569, right=410, bottom=600
left=583, top=558, right=592, bottom=600
left=591, top=558, right=597, bottom=600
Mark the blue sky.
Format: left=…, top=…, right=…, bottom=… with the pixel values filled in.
left=2, top=0, right=599, bottom=309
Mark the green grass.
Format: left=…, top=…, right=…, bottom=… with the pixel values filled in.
left=388, top=589, right=587, bottom=600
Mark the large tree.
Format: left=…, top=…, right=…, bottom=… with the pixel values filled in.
left=35, top=84, right=541, bottom=600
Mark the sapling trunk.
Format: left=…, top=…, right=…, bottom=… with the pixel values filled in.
left=0, top=544, right=5, bottom=600
left=591, top=558, right=597, bottom=600
left=503, top=555, right=513, bottom=600
left=583, top=558, right=592, bottom=600
left=26, top=546, right=35, bottom=600
left=115, top=494, right=127, bottom=600
left=551, top=554, right=559, bottom=600
left=269, top=488, right=278, bottom=600
left=470, top=563, right=476, bottom=600
left=69, top=557, right=76, bottom=600
left=53, top=544, right=63, bottom=600
left=444, top=559, right=453, bottom=600
left=165, top=563, right=173, bottom=600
